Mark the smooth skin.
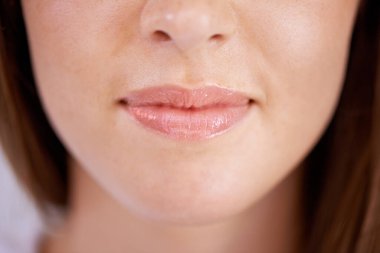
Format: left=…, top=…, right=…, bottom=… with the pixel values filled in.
left=22, top=0, right=360, bottom=252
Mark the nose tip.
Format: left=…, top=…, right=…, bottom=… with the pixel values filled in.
left=140, top=1, right=236, bottom=52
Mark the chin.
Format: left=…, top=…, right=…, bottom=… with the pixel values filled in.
left=124, top=194, right=249, bottom=226
left=109, top=175, right=258, bottom=226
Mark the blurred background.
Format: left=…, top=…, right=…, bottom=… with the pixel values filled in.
left=0, top=146, right=45, bottom=253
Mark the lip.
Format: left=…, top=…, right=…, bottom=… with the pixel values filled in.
left=119, top=85, right=254, bottom=140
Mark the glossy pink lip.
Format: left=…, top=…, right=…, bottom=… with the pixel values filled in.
left=119, top=86, right=253, bottom=140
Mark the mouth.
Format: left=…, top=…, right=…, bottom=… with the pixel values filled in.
left=118, top=85, right=255, bottom=140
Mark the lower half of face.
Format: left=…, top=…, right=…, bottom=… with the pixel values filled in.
left=22, top=0, right=359, bottom=223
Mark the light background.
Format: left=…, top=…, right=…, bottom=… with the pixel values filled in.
left=0, top=146, right=45, bottom=253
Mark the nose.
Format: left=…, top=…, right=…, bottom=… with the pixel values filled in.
left=140, top=0, right=237, bottom=52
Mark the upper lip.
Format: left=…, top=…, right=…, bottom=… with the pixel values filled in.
left=120, top=85, right=254, bottom=109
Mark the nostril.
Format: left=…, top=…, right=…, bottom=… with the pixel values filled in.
left=209, top=34, right=226, bottom=46
left=152, top=30, right=171, bottom=42
left=210, top=34, right=223, bottom=41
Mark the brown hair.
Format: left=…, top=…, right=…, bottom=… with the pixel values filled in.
left=0, top=0, right=379, bottom=252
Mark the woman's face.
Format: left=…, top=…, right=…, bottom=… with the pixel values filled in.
left=22, top=0, right=359, bottom=223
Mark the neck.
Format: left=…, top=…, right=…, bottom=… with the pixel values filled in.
left=42, top=162, right=305, bottom=253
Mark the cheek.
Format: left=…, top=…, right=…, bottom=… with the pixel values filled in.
left=238, top=0, right=358, bottom=144
left=22, top=1, right=141, bottom=97
left=21, top=1, right=140, bottom=144
left=218, top=0, right=359, bottom=205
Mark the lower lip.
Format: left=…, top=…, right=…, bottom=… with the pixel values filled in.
left=124, top=104, right=251, bottom=140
